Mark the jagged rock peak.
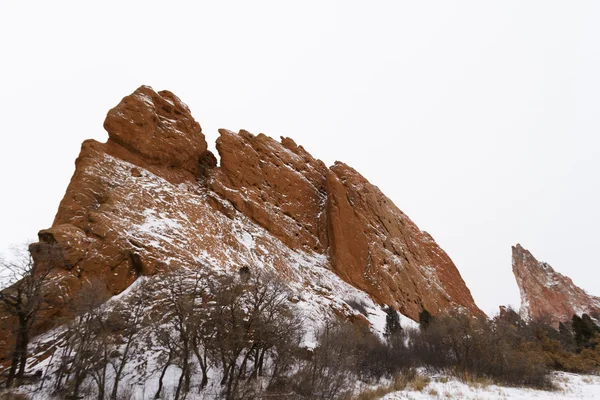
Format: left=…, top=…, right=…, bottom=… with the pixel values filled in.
left=512, top=244, right=600, bottom=326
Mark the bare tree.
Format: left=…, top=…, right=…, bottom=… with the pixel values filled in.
left=190, top=299, right=216, bottom=391
left=243, top=272, right=303, bottom=384
left=108, top=280, right=151, bottom=400
left=209, top=270, right=303, bottom=400
left=53, top=279, right=107, bottom=398
left=151, top=268, right=210, bottom=400
left=51, top=278, right=151, bottom=400
left=294, top=319, right=357, bottom=400
left=0, top=242, right=63, bottom=387
left=151, top=318, right=179, bottom=399
left=88, top=318, right=111, bottom=400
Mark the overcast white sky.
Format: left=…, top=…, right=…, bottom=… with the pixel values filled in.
left=1, top=1, right=598, bottom=315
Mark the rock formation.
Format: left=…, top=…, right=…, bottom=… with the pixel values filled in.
left=512, top=244, right=600, bottom=326
left=1, top=86, right=483, bottom=361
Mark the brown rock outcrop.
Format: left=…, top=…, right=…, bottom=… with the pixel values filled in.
left=104, top=85, right=209, bottom=178
left=1, top=86, right=483, bottom=361
left=512, top=244, right=600, bottom=326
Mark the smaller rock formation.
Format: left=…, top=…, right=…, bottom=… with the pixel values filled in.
left=512, top=244, right=600, bottom=326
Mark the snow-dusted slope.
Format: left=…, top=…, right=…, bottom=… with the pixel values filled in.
left=52, top=150, right=415, bottom=337
left=1, top=85, right=482, bottom=382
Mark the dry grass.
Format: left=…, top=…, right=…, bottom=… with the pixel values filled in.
left=356, top=370, right=430, bottom=399
left=409, top=374, right=431, bottom=391
left=0, top=392, right=30, bottom=400
left=355, top=386, right=395, bottom=400
left=460, top=372, right=493, bottom=389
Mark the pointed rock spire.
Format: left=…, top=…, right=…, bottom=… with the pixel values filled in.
left=512, top=244, right=600, bottom=325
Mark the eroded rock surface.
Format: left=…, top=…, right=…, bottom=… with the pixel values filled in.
left=513, top=244, right=600, bottom=326
left=326, top=162, right=482, bottom=318
left=210, top=129, right=329, bottom=253
left=104, top=85, right=208, bottom=177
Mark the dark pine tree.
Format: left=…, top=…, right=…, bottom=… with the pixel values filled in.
left=419, top=309, right=433, bottom=330
left=572, top=314, right=598, bottom=350
left=384, top=306, right=402, bottom=337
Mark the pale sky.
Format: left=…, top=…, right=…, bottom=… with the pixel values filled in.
left=1, top=1, right=599, bottom=315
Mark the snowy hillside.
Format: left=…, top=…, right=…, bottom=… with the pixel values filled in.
left=384, top=372, right=600, bottom=400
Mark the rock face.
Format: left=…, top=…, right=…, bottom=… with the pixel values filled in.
left=210, top=130, right=329, bottom=254
left=512, top=244, right=600, bottom=326
left=1, top=86, right=482, bottom=359
left=325, top=162, right=481, bottom=317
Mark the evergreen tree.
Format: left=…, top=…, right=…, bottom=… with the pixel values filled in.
left=384, top=306, right=402, bottom=337
left=582, top=313, right=599, bottom=332
left=572, top=314, right=598, bottom=349
left=419, top=309, right=433, bottom=330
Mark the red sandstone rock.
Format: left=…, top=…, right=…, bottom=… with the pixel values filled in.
left=210, top=129, right=329, bottom=253
left=43, top=86, right=482, bottom=318
left=104, top=85, right=208, bottom=177
left=1, top=85, right=484, bottom=362
left=512, top=244, right=600, bottom=326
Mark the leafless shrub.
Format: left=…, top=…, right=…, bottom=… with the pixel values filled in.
left=344, top=298, right=368, bottom=317
left=408, top=311, right=553, bottom=389
left=0, top=242, right=64, bottom=388
left=292, top=319, right=358, bottom=399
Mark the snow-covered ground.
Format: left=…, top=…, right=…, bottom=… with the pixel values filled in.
left=10, top=251, right=418, bottom=400
left=383, top=372, right=600, bottom=400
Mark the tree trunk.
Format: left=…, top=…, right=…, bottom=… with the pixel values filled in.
left=6, top=333, right=21, bottom=388
left=192, top=345, right=209, bottom=390
left=55, top=341, right=74, bottom=391
left=73, top=370, right=85, bottom=399
left=98, top=359, right=108, bottom=400
left=237, top=348, right=253, bottom=381
left=17, top=327, right=29, bottom=378
left=225, top=361, right=237, bottom=400
left=174, top=364, right=186, bottom=400
left=200, top=368, right=208, bottom=389
left=183, top=356, right=191, bottom=394
left=97, top=382, right=105, bottom=400
left=154, top=354, right=172, bottom=399
left=38, top=343, right=56, bottom=392
left=258, top=348, right=266, bottom=377
left=220, top=362, right=230, bottom=386
left=111, top=334, right=134, bottom=400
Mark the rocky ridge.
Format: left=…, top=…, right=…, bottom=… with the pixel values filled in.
left=512, top=244, right=600, bottom=326
left=1, top=86, right=482, bottom=360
